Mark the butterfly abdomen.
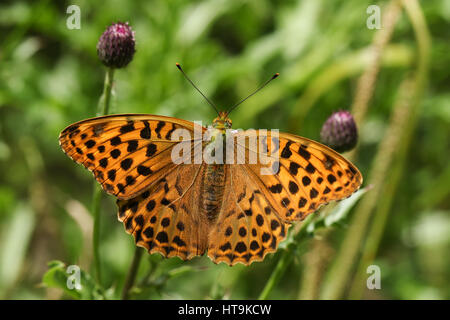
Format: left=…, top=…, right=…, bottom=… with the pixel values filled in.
left=201, top=164, right=227, bottom=222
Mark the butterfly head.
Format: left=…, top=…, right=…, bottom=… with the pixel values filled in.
left=212, top=111, right=232, bottom=130
left=176, top=63, right=278, bottom=131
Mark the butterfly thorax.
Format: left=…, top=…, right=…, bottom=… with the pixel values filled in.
left=212, top=111, right=232, bottom=130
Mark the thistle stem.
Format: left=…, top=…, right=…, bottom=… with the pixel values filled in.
left=92, top=185, right=103, bottom=285
left=122, top=247, right=144, bottom=300
left=258, top=215, right=313, bottom=300
left=98, top=68, right=115, bottom=116
left=258, top=248, right=293, bottom=300
left=92, top=67, right=115, bottom=285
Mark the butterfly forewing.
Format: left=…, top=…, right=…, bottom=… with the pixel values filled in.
left=234, top=130, right=363, bottom=223
left=59, top=114, right=205, bottom=200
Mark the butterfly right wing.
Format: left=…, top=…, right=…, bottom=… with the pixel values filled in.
left=59, top=114, right=205, bottom=200
left=59, top=114, right=213, bottom=261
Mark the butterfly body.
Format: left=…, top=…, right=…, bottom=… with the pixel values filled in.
left=202, top=163, right=227, bottom=222
left=199, top=112, right=233, bottom=223
left=60, top=113, right=362, bottom=266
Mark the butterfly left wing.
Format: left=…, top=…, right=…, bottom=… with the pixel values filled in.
left=59, top=114, right=205, bottom=200
left=207, top=164, right=290, bottom=265
left=117, top=163, right=211, bottom=261
left=207, top=130, right=362, bottom=266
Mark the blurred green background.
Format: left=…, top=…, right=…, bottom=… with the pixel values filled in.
left=0, top=0, right=448, bottom=300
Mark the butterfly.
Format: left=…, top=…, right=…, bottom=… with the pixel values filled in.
left=59, top=68, right=362, bottom=266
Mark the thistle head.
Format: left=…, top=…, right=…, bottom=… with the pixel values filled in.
left=320, top=110, right=358, bottom=153
left=97, top=22, right=136, bottom=68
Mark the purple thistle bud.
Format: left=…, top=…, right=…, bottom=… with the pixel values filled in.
left=320, top=110, right=358, bottom=153
left=97, top=22, right=136, bottom=69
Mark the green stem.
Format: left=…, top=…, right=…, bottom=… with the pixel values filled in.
left=297, top=229, right=333, bottom=300
left=121, top=248, right=144, bottom=300
left=347, top=0, right=402, bottom=161
left=98, top=68, right=115, bottom=116
left=209, top=268, right=225, bottom=299
left=258, top=215, right=313, bottom=300
left=348, top=144, right=406, bottom=298
left=259, top=250, right=293, bottom=300
left=92, top=184, right=103, bottom=285
left=348, top=0, right=431, bottom=299
left=346, top=78, right=414, bottom=299
left=320, top=79, right=410, bottom=300
left=320, top=0, right=430, bottom=300
left=92, top=67, right=115, bottom=285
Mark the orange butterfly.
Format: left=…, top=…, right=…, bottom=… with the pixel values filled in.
left=59, top=68, right=362, bottom=266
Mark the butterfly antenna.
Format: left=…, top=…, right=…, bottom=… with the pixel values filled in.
left=176, top=63, right=220, bottom=116
left=226, top=73, right=279, bottom=116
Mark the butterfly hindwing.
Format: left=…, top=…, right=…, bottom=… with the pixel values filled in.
left=207, top=165, right=290, bottom=265
left=118, top=163, right=211, bottom=260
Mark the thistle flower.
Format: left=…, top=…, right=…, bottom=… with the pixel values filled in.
left=320, top=110, right=358, bottom=153
left=97, top=22, right=136, bottom=68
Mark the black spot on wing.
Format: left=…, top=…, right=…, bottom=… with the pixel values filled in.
left=121, top=158, right=133, bottom=170
left=137, top=165, right=152, bottom=176
left=289, top=162, right=300, bottom=175
left=127, top=140, right=138, bottom=152
left=298, top=145, right=310, bottom=160
left=155, top=121, right=165, bottom=138
left=280, top=141, right=293, bottom=158
left=269, top=184, right=282, bottom=193
left=110, top=149, right=121, bottom=159
left=146, top=144, right=157, bottom=157
left=111, top=136, right=121, bottom=146
left=140, top=121, right=151, bottom=139
left=120, top=122, right=135, bottom=134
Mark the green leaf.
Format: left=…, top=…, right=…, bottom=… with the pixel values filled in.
left=41, top=260, right=105, bottom=300
left=0, top=203, right=35, bottom=296
left=307, top=185, right=372, bottom=234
